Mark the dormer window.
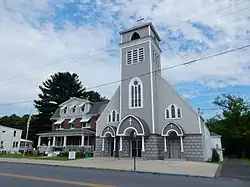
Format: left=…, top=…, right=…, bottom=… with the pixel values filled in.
left=72, top=105, right=76, bottom=113
left=81, top=104, right=85, bottom=112
left=63, top=107, right=67, bottom=114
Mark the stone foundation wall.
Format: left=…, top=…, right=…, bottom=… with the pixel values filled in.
left=183, top=134, right=204, bottom=161
left=94, top=137, right=102, bottom=157
left=144, top=134, right=164, bottom=160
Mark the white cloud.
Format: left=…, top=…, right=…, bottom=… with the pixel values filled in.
left=0, top=0, right=249, bottom=116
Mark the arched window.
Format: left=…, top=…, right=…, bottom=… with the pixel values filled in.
left=108, top=114, right=111, bottom=122
left=117, top=113, right=120, bottom=121
left=166, top=109, right=170, bottom=118
left=177, top=108, right=181, bottom=118
left=112, top=111, right=116, bottom=122
left=129, top=77, right=143, bottom=108
left=171, top=105, right=176, bottom=118
left=131, top=32, right=140, bottom=41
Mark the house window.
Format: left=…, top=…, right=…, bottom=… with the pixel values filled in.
left=177, top=108, right=181, bottom=118
left=0, top=141, right=3, bottom=148
left=126, top=48, right=144, bottom=64
left=138, top=48, right=144, bottom=62
left=108, top=114, right=111, bottom=122
left=117, top=113, right=120, bottom=121
left=81, top=104, right=85, bottom=112
left=70, top=122, right=75, bottom=129
left=72, top=105, right=76, bottom=113
left=63, top=107, right=67, bottom=114
left=13, top=142, right=15, bottom=148
left=13, top=130, right=16, bottom=137
left=166, top=109, right=170, bottom=118
left=112, top=111, right=116, bottom=122
left=129, top=77, right=143, bottom=108
left=126, top=51, right=132, bottom=64
left=133, top=49, right=138, bottom=63
left=171, top=105, right=176, bottom=118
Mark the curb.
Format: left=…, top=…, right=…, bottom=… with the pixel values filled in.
left=0, top=160, right=215, bottom=179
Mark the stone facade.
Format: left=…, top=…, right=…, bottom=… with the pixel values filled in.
left=144, top=135, right=164, bottom=160
left=183, top=134, right=204, bottom=161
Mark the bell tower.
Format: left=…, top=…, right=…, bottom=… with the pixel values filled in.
left=119, top=22, right=162, bottom=134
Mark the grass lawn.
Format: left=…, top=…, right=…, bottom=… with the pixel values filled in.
left=242, top=158, right=250, bottom=165
left=0, top=154, right=34, bottom=158
left=32, top=156, right=69, bottom=161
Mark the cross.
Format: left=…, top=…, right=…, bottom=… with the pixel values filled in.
left=137, top=17, right=144, bottom=24
left=129, top=117, right=132, bottom=126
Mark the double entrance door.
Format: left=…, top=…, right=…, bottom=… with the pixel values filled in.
left=131, top=139, right=142, bottom=157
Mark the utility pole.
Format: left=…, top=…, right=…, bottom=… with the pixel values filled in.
left=23, top=109, right=32, bottom=157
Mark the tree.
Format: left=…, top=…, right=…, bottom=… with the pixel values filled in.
left=212, top=94, right=250, bottom=158
left=33, top=71, right=107, bottom=134
left=83, top=91, right=107, bottom=102
left=34, top=72, right=86, bottom=118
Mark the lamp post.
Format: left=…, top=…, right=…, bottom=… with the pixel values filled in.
left=132, top=131, right=137, bottom=171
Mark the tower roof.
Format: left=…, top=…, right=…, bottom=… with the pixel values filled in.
left=119, top=22, right=161, bottom=42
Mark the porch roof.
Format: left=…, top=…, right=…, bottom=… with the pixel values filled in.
left=37, top=129, right=95, bottom=137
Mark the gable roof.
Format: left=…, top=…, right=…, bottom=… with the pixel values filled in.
left=88, top=100, right=109, bottom=114
left=0, top=124, right=23, bottom=131
left=59, top=97, right=90, bottom=107
left=51, top=100, right=109, bottom=119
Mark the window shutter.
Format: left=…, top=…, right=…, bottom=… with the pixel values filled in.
left=139, top=48, right=144, bottom=62
left=126, top=51, right=132, bottom=64
left=133, top=49, right=138, bottom=63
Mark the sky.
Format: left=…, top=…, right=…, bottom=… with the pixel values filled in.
left=0, top=0, right=249, bottom=119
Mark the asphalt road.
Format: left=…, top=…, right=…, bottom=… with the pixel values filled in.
left=0, top=162, right=250, bottom=187
left=220, top=159, right=250, bottom=180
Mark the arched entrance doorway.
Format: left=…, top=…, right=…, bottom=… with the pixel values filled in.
left=116, top=115, right=150, bottom=158
left=161, top=122, right=185, bottom=159
left=167, top=131, right=181, bottom=159
left=100, top=125, right=117, bottom=157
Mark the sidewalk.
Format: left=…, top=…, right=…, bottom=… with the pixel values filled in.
left=0, top=157, right=219, bottom=178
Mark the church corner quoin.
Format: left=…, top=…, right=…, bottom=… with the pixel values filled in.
left=94, top=22, right=223, bottom=162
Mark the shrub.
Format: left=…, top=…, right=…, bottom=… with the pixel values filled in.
left=211, top=148, right=220, bottom=162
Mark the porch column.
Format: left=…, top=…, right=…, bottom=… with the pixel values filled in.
left=38, top=136, right=41, bottom=147
left=52, top=136, right=56, bottom=146
left=119, top=136, right=122, bottom=151
left=142, top=136, right=145, bottom=152
left=164, top=136, right=167, bottom=152
left=63, top=136, right=67, bottom=147
left=48, top=138, right=51, bottom=147
left=81, top=135, right=84, bottom=147
left=102, top=138, right=105, bottom=151
left=113, top=137, right=116, bottom=151
left=180, top=136, right=184, bottom=152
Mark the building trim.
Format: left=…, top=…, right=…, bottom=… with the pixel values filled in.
left=116, top=114, right=145, bottom=136
left=120, top=48, right=122, bottom=119
left=161, top=122, right=184, bottom=136
left=149, top=40, right=155, bottom=134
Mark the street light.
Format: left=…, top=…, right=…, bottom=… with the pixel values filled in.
left=132, top=131, right=137, bottom=171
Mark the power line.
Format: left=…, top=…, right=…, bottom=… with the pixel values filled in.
left=0, top=43, right=249, bottom=107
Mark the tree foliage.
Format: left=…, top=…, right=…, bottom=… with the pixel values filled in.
left=208, top=94, right=250, bottom=158
left=34, top=72, right=86, bottom=118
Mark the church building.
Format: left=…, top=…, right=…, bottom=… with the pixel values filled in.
left=94, top=22, right=222, bottom=161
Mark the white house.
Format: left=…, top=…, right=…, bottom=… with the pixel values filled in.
left=0, top=125, right=22, bottom=153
